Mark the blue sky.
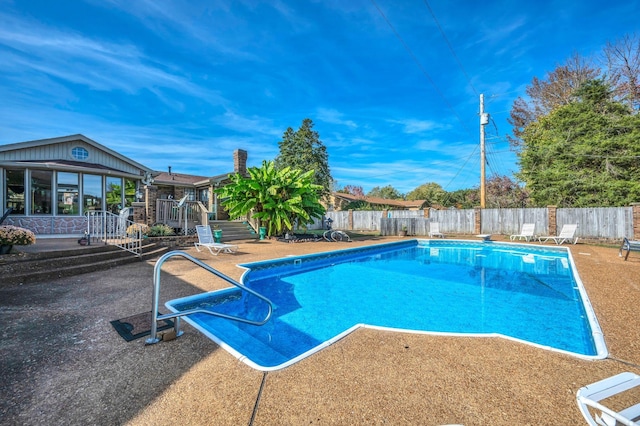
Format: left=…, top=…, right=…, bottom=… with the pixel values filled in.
left=1, top=0, right=638, bottom=194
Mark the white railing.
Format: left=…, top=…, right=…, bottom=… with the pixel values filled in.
left=86, top=208, right=143, bottom=257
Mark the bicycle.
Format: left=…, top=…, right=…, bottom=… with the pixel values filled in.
left=323, top=230, right=352, bottom=242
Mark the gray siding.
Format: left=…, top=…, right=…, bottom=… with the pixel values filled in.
left=1, top=141, right=142, bottom=175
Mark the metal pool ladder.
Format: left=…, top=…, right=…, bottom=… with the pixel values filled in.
left=145, top=251, right=273, bottom=345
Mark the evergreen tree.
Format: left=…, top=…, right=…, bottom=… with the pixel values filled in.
left=516, top=79, right=640, bottom=207
left=275, top=118, right=333, bottom=200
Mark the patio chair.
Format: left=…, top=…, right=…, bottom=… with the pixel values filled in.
left=576, top=372, right=640, bottom=426
left=619, top=237, right=640, bottom=261
left=538, top=224, right=579, bottom=245
left=429, top=222, right=445, bottom=238
left=509, top=223, right=535, bottom=242
left=194, top=225, right=238, bottom=255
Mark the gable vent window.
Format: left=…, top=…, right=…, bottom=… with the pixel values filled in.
left=71, top=146, right=89, bottom=160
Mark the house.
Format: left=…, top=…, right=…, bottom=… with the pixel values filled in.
left=331, top=192, right=427, bottom=211
left=0, top=134, right=248, bottom=237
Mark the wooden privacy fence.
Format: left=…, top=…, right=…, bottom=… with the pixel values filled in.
left=309, top=204, right=640, bottom=241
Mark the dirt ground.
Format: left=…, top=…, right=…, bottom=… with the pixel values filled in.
left=1, top=235, right=639, bottom=425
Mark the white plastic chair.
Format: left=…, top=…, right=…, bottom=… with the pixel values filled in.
left=429, top=222, right=445, bottom=238
left=194, top=225, right=238, bottom=255
left=510, top=223, right=535, bottom=241
left=576, top=372, right=640, bottom=426
left=538, top=224, right=579, bottom=245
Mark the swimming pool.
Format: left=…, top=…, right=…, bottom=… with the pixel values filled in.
left=166, top=240, right=607, bottom=370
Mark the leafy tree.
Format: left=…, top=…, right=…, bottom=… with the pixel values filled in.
left=601, top=33, right=640, bottom=111
left=406, top=182, right=446, bottom=206
left=337, top=185, right=365, bottom=197
left=366, top=185, right=404, bottom=200
left=516, top=79, right=640, bottom=207
left=106, top=179, right=136, bottom=213
left=465, top=176, right=530, bottom=208
left=508, top=53, right=599, bottom=147
left=275, top=118, right=333, bottom=200
left=442, top=188, right=476, bottom=209
left=341, top=200, right=398, bottom=210
left=510, top=34, right=640, bottom=149
left=215, top=160, right=325, bottom=236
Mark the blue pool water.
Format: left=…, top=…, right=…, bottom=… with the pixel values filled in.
left=166, top=240, right=607, bottom=370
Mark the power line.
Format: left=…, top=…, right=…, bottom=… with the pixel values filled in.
left=369, top=0, right=470, bottom=133
left=421, top=0, right=478, bottom=96
left=440, top=143, right=480, bottom=192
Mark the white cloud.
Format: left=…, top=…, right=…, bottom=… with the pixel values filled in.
left=388, top=118, right=445, bottom=134
left=316, top=108, right=358, bottom=128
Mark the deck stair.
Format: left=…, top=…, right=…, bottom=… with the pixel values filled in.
left=209, top=220, right=258, bottom=241
left=0, top=241, right=168, bottom=286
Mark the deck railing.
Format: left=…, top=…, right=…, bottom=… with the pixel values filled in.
left=86, top=208, right=143, bottom=257
left=155, top=199, right=208, bottom=234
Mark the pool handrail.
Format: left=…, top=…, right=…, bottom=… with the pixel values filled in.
left=145, top=250, right=273, bottom=345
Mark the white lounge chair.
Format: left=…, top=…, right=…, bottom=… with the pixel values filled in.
left=538, top=224, right=579, bottom=245
left=429, top=222, right=445, bottom=238
left=510, top=223, right=535, bottom=242
left=576, top=372, right=640, bottom=426
left=194, top=225, right=238, bottom=255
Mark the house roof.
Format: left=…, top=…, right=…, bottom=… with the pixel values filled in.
left=0, top=134, right=154, bottom=174
left=2, top=159, right=142, bottom=178
left=333, top=192, right=427, bottom=209
left=152, top=171, right=210, bottom=186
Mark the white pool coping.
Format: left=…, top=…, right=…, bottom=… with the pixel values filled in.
left=166, top=239, right=608, bottom=371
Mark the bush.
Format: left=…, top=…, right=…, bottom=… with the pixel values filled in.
left=126, top=223, right=150, bottom=236
left=148, top=224, right=175, bottom=237
left=0, top=225, right=36, bottom=246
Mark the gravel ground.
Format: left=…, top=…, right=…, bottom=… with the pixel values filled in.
left=1, top=236, right=639, bottom=425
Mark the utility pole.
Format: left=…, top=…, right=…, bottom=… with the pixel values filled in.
left=479, top=94, right=488, bottom=208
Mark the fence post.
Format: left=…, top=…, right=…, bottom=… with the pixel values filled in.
left=474, top=207, right=482, bottom=234
left=348, top=209, right=353, bottom=230
left=632, top=203, right=640, bottom=239
left=423, top=208, right=429, bottom=218
left=547, top=205, right=557, bottom=236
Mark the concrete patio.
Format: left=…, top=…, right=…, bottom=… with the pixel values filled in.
left=1, top=236, right=639, bottom=425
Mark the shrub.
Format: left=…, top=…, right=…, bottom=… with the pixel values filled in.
left=126, top=223, right=150, bottom=236
left=148, top=224, right=175, bottom=237
left=0, top=225, right=36, bottom=246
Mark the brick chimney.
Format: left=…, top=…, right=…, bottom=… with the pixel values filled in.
left=234, top=149, right=247, bottom=175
